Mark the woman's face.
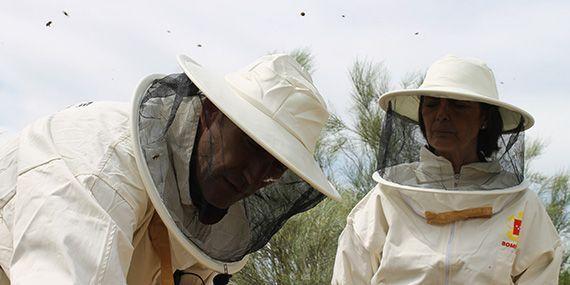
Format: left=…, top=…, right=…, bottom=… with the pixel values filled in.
left=421, top=96, right=485, bottom=156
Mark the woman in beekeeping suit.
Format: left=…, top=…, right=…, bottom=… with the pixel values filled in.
left=332, top=55, right=562, bottom=284
left=0, top=53, right=340, bottom=285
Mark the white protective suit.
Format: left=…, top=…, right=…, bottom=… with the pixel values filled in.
left=0, top=99, right=219, bottom=284
left=332, top=147, right=562, bottom=285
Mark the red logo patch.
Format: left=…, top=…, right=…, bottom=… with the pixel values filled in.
left=503, top=211, right=523, bottom=249
left=513, top=219, right=522, bottom=236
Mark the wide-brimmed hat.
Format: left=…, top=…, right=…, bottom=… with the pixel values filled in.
left=177, top=53, right=341, bottom=201
left=378, top=55, right=534, bottom=132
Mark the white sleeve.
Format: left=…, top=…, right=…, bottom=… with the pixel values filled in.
left=9, top=159, right=138, bottom=285
left=332, top=187, right=387, bottom=285
left=332, top=221, right=380, bottom=285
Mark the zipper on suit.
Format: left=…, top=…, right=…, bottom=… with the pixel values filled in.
left=444, top=223, right=456, bottom=285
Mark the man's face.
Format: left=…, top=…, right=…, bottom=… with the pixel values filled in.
left=421, top=96, right=484, bottom=156
left=191, top=100, right=287, bottom=209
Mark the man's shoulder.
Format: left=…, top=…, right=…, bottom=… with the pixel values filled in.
left=55, top=101, right=132, bottom=135
left=16, top=101, right=135, bottom=173
left=62, top=101, right=131, bottom=117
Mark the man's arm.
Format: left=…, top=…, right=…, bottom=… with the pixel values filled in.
left=9, top=160, right=136, bottom=284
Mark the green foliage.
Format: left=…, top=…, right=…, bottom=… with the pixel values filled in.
left=231, top=194, right=358, bottom=285
left=349, top=59, right=387, bottom=150
left=542, top=173, right=570, bottom=237
left=288, top=48, right=316, bottom=75
left=560, top=269, right=570, bottom=285
left=338, top=59, right=424, bottom=197
left=340, top=59, right=387, bottom=195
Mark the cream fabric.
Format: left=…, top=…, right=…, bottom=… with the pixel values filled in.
left=0, top=102, right=217, bottom=284
left=332, top=150, right=562, bottom=285
left=224, top=55, right=327, bottom=153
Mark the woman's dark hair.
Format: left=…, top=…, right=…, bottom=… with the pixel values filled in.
left=418, top=96, right=503, bottom=160
left=477, top=103, right=503, bottom=159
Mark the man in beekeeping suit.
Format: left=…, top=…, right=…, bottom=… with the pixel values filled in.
left=0, top=53, right=340, bottom=285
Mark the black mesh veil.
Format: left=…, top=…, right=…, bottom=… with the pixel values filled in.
left=376, top=99, right=525, bottom=190
left=137, top=73, right=324, bottom=263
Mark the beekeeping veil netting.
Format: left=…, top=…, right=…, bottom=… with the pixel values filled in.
left=376, top=98, right=526, bottom=190
left=137, top=73, right=324, bottom=263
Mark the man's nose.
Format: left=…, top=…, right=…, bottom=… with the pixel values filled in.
left=244, top=156, right=277, bottom=187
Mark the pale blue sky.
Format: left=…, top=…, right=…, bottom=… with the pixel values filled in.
left=1, top=0, right=569, bottom=174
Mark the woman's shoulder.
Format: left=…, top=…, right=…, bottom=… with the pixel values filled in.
left=346, top=181, right=394, bottom=226
left=343, top=184, right=390, bottom=245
